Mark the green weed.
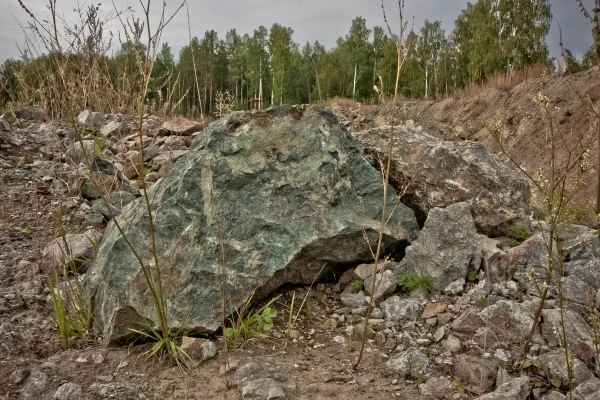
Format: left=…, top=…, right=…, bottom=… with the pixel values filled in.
left=453, top=378, right=466, bottom=394
left=397, top=274, right=438, bottom=295
left=47, top=209, right=94, bottom=349
left=509, top=225, right=532, bottom=247
left=467, top=270, right=480, bottom=283
left=351, top=280, right=364, bottom=294
left=129, top=324, right=191, bottom=369
left=476, top=295, right=487, bottom=308
left=226, top=293, right=280, bottom=348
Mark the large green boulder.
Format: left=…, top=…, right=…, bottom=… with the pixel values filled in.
left=83, top=105, right=419, bottom=343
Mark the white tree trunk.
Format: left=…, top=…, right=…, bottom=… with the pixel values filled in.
left=352, top=63, right=358, bottom=99
left=259, top=58, right=263, bottom=110
left=425, top=67, right=429, bottom=99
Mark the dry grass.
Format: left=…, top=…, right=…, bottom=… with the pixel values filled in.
left=445, top=62, right=548, bottom=100
left=324, top=96, right=360, bottom=108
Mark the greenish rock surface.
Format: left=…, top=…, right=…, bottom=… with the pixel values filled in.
left=83, top=105, right=419, bottom=343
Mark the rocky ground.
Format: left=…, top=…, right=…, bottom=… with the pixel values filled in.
left=1, top=68, right=600, bottom=400
left=331, top=66, right=600, bottom=226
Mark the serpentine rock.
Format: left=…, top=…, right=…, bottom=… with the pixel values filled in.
left=83, top=105, right=419, bottom=343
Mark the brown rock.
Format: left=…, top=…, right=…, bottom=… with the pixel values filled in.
left=353, top=126, right=531, bottom=236
left=454, top=354, right=499, bottom=394
left=162, top=135, right=190, bottom=150
left=42, top=229, right=99, bottom=273
left=421, top=302, right=448, bottom=319
left=145, top=171, right=160, bottom=183
left=160, top=117, right=204, bottom=136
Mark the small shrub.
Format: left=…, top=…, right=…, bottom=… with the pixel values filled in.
left=47, top=209, right=94, bottom=349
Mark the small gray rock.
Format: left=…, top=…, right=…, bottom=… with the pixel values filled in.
left=240, top=378, right=286, bottom=399
left=101, top=120, right=120, bottom=137
left=364, top=270, right=397, bottom=304
left=0, top=119, right=11, bottom=131
left=454, top=354, right=499, bottom=394
left=418, top=376, right=454, bottom=399
left=78, top=110, right=105, bottom=127
left=386, top=347, right=429, bottom=377
left=54, top=382, right=82, bottom=400
left=570, top=377, right=600, bottom=398
left=396, top=203, right=479, bottom=290
left=233, top=362, right=260, bottom=381
left=442, top=334, right=462, bottom=353
left=539, top=350, right=592, bottom=387
left=542, top=392, right=567, bottom=400
left=42, top=229, right=99, bottom=273
left=380, top=296, right=421, bottom=321
left=340, top=289, right=368, bottom=308
left=15, top=107, right=46, bottom=121
left=477, top=376, right=530, bottom=400
left=180, top=337, right=217, bottom=362
left=20, top=370, right=48, bottom=400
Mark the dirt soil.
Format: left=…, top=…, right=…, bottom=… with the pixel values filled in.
left=1, top=67, right=599, bottom=399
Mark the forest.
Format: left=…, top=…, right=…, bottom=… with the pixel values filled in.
left=0, top=0, right=597, bottom=118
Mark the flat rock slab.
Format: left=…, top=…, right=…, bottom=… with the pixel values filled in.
left=421, top=302, right=448, bottom=319
left=159, top=117, right=204, bottom=136
left=354, top=125, right=531, bottom=235
left=83, top=105, right=419, bottom=343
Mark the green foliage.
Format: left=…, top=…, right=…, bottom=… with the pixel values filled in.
left=93, top=137, right=107, bottom=158
left=226, top=294, right=280, bottom=348
left=453, top=378, right=466, bottom=394
left=47, top=275, right=92, bottom=349
left=453, top=0, right=551, bottom=84
left=0, top=59, right=23, bottom=107
left=397, top=274, right=438, bottom=295
left=351, top=280, right=364, bottom=294
left=467, top=270, right=480, bottom=283
left=129, top=324, right=191, bottom=368
left=520, top=358, right=551, bottom=378
left=47, top=208, right=94, bottom=349
left=8, top=1, right=555, bottom=116
left=509, top=225, right=532, bottom=247
left=346, top=314, right=358, bottom=323
left=476, top=295, right=487, bottom=308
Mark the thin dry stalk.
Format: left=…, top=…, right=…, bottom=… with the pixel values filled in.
left=488, top=69, right=593, bottom=380
left=19, top=0, right=188, bottom=364
left=353, top=0, right=413, bottom=370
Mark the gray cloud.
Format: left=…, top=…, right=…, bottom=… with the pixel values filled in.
left=0, top=0, right=595, bottom=64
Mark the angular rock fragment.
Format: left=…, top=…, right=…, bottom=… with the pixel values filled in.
left=354, top=125, right=531, bottom=235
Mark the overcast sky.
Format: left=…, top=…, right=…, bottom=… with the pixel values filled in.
left=0, top=0, right=596, bottom=64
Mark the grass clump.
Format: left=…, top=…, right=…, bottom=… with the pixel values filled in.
left=47, top=209, right=95, bottom=349
left=129, top=325, right=191, bottom=368
left=397, top=274, right=437, bottom=295
left=226, top=293, right=280, bottom=348
left=509, top=224, right=532, bottom=247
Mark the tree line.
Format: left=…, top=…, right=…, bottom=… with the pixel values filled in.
left=0, top=0, right=596, bottom=118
